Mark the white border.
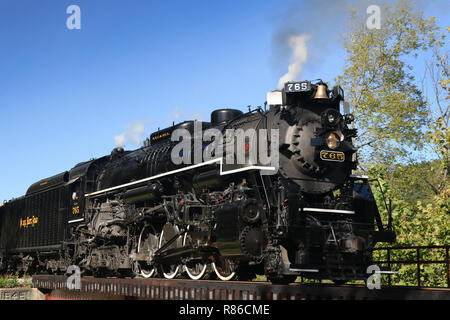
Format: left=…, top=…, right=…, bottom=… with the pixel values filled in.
left=303, top=208, right=355, bottom=214
left=349, top=174, right=369, bottom=179
left=85, top=158, right=276, bottom=198
left=68, top=218, right=84, bottom=224
left=289, top=268, right=319, bottom=273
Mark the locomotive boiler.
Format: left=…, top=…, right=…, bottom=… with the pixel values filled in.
left=0, top=80, right=395, bottom=283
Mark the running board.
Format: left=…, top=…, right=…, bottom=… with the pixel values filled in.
left=86, top=158, right=276, bottom=198
left=302, top=208, right=355, bottom=214
left=289, top=268, right=319, bottom=273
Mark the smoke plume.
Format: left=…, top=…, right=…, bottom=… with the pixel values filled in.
left=276, top=34, right=310, bottom=89
left=114, top=120, right=146, bottom=148
left=168, top=106, right=182, bottom=125
left=271, top=0, right=369, bottom=89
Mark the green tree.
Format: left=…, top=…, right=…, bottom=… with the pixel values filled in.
left=337, top=0, right=438, bottom=167
left=422, top=26, right=450, bottom=193
left=338, top=1, right=449, bottom=287
left=371, top=176, right=449, bottom=287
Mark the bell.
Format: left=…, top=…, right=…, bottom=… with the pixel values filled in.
left=314, top=84, right=329, bottom=99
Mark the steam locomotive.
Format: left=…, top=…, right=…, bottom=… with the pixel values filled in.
left=0, top=80, right=395, bottom=283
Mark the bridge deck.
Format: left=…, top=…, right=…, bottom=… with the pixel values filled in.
left=32, top=275, right=450, bottom=300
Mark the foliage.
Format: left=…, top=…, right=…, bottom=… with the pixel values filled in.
left=423, top=26, right=450, bottom=190
left=369, top=164, right=449, bottom=287
left=0, top=274, right=19, bottom=288
left=337, top=0, right=449, bottom=287
left=337, top=0, right=439, bottom=166
left=371, top=160, right=445, bottom=204
left=0, top=274, right=32, bottom=289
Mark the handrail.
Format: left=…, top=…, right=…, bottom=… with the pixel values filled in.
left=371, top=245, right=450, bottom=288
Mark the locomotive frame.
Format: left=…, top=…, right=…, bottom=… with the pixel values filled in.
left=0, top=80, right=396, bottom=283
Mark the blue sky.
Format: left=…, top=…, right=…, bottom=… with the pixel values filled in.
left=0, top=0, right=449, bottom=201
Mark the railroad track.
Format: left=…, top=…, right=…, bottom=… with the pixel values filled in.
left=32, top=275, right=450, bottom=300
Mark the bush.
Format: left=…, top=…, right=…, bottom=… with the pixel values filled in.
left=0, top=274, right=32, bottom=288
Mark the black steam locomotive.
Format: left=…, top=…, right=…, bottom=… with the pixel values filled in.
left=0, top=80, right=395, bottom=283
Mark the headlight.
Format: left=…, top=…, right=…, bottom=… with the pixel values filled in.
left=326, top=132, right=341, bottom=149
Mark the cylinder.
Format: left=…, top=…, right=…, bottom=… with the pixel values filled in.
left=123, top=183, right=162, bottom=203
left=192, top=170, right=222, bottom=189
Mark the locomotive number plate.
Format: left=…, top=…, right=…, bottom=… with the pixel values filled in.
left=284, top=81, right=311, bottom=92
left=320, top=150, right=345, bottom=162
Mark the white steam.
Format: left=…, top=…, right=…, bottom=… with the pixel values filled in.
left=114, top=120, right=146, bottom=148
left=168, top=106, right=182, bottom=124
left=277, top=34, right=310, bottom=90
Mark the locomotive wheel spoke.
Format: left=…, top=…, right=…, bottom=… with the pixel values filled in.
left=212, top=257, right=236, bottom=281
left=184, top=263, right=207, bottom=280
left=183, top=232, right=207, bottom=280
left=137, top=225, right=158, bottom=278
left=160, top=262, right=179, bottom=279
left=158, top=224, right=182, bottom=279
